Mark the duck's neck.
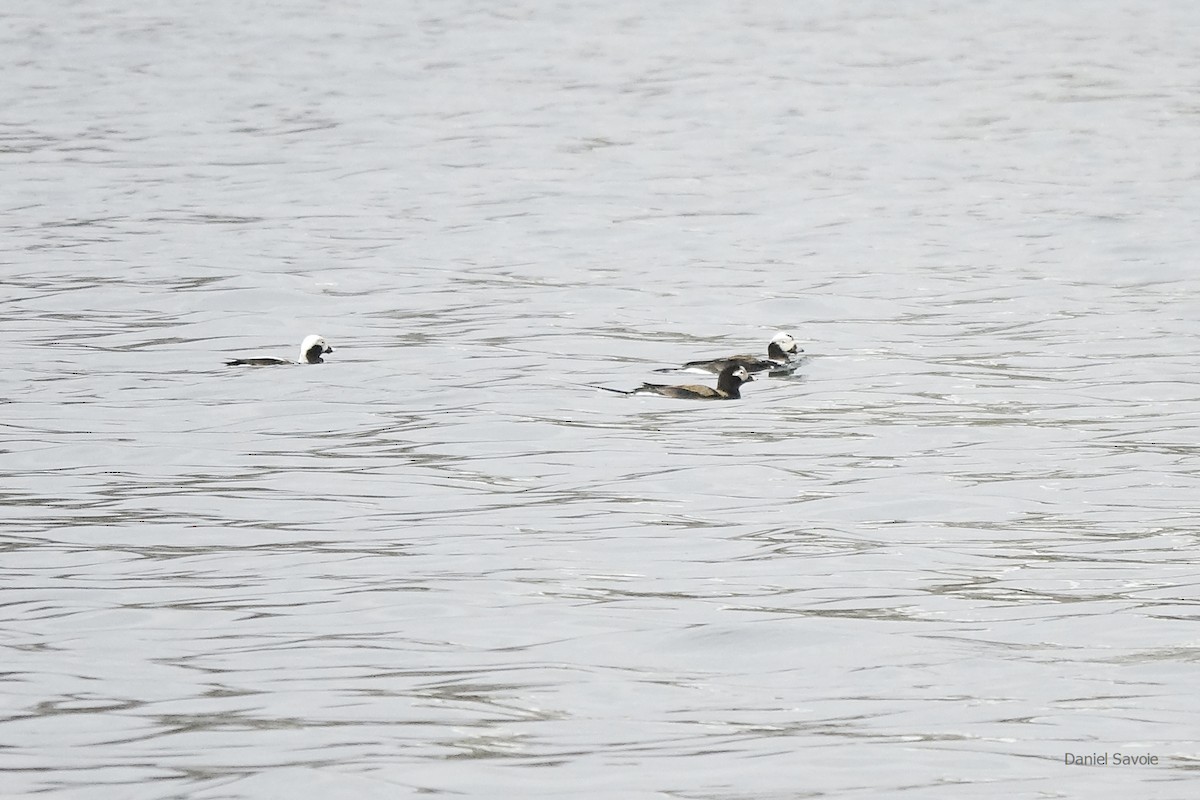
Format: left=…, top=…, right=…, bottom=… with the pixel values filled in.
left=717, top=376, right=742, bottom=398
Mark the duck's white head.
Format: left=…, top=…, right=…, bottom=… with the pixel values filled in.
left=770, top=331, right=800, bottom=357
left=300, top=334, right=333, bottom=363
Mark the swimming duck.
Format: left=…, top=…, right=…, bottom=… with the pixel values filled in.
left=225, top=334, right=333, bottom=366
left=656, top=331, right=802, bottom=375
left=603, top=364, right=754, bottom=400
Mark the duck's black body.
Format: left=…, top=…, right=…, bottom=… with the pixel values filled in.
left=604, top=365, right=753, bottom=400
left=679, top=354, right=784, bottom=375
left=660, top=332, right=803, bottom=375
left=225, top=356, right=295, bottom=366
left=225, top=335, right=333, bottom=367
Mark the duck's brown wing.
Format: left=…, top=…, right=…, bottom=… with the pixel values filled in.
left=638, top=383, right=727, bottom=399
left=679, top=353, right=761, bottom=373
left=225, top=357, right=294, bottom=366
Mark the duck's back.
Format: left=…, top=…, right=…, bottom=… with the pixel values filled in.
left=637, top=383, right=732, bottom=400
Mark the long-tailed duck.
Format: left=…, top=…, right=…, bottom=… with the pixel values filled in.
left=656, top=331, right=802, bottom=375
left=225, top=334, right=333, bottom=366
left=603, top=364, right=753, bottom=400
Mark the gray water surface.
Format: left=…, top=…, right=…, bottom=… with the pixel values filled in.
left=4, top=1, right=1200, bottom=798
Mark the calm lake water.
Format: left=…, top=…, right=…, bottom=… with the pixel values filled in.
left=4, top=1, right=1200, bottom=798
